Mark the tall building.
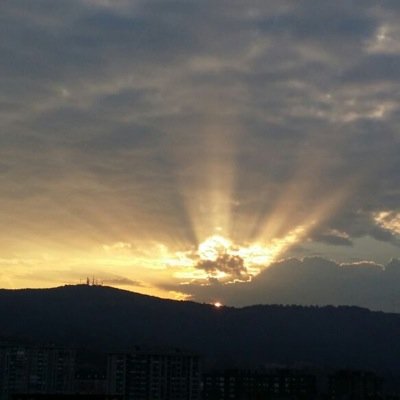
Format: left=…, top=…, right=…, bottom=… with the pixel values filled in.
left=107, top=347, right=201, bottom=400
left=0, top=344, right=76, bottom=400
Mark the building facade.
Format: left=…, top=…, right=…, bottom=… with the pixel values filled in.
left=0, top=345, right=75, bottom=400
left=203, top=368, right=317, bottom=400
left=107, top=347, right=201, bottom=400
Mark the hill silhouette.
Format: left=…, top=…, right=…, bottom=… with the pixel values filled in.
left=1, top=285, right=400, bottom=371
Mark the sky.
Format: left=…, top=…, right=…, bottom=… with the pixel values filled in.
left=1, top=0, right=400, bottom=312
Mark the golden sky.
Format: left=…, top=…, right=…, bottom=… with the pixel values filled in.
left=1, top=1, right=400, bottom=309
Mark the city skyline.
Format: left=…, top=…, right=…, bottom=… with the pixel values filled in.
left=1, top=1, right=400, bottom=308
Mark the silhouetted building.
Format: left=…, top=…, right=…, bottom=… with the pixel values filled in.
left=328, top=370, right=383, bottom=399
left=202, top=368, right=316, bottom=400
left=74, top=370, right=107, bottom=395
left=0, top=345, right=75, bottom=400
left=107, top=347, right=201, bottom=400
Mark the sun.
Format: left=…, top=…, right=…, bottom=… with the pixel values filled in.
left=169, top=226, right=308, bottom=284
left=198, top=235, right=232, bottom=261
left=214, top=301, right=223, bottom=308
left=196, top=234, right=274, bottom=270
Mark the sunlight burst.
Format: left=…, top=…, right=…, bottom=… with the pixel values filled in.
left=198, top=235, right=232, bottom=261
left=167, top=225, right=309, bottom=284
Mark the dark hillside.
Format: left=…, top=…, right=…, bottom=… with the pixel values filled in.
left=1, top=285, right=399, bottom=371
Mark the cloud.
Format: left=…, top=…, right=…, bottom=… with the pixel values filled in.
left=311, top=230, right=353, bottom=247
left=162, top=257, right=400, bottom=313
left=195, top=254, right=250, bottom=282
left=374, top=211, right=400, bottom=236
left=101, top=277, right=143, bottom=287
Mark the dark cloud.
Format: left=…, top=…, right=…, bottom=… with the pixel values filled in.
left=311, top=231, right=353, bottom=247
left=256, top=4, right=376, bottom=41
left=162, top=257, right=400, bottom=312
left=196, top=254, right=250, bottom=282
left=343, top=54, right=400, bottom=83
left=369, top=225, right=399, bottom=244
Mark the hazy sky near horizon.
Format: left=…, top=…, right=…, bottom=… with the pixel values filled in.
left=2, top=0, right=400, bottom=310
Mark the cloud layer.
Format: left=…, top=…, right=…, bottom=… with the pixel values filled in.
left=1, top=1, right=400, bottom=305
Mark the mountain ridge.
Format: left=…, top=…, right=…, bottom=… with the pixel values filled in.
left=1, top=285, right=400, bottom=372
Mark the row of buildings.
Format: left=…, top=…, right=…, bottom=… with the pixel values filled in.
left=0, top=343, right=398, bottom=399
left=0, top=345, right=200, bottom=400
